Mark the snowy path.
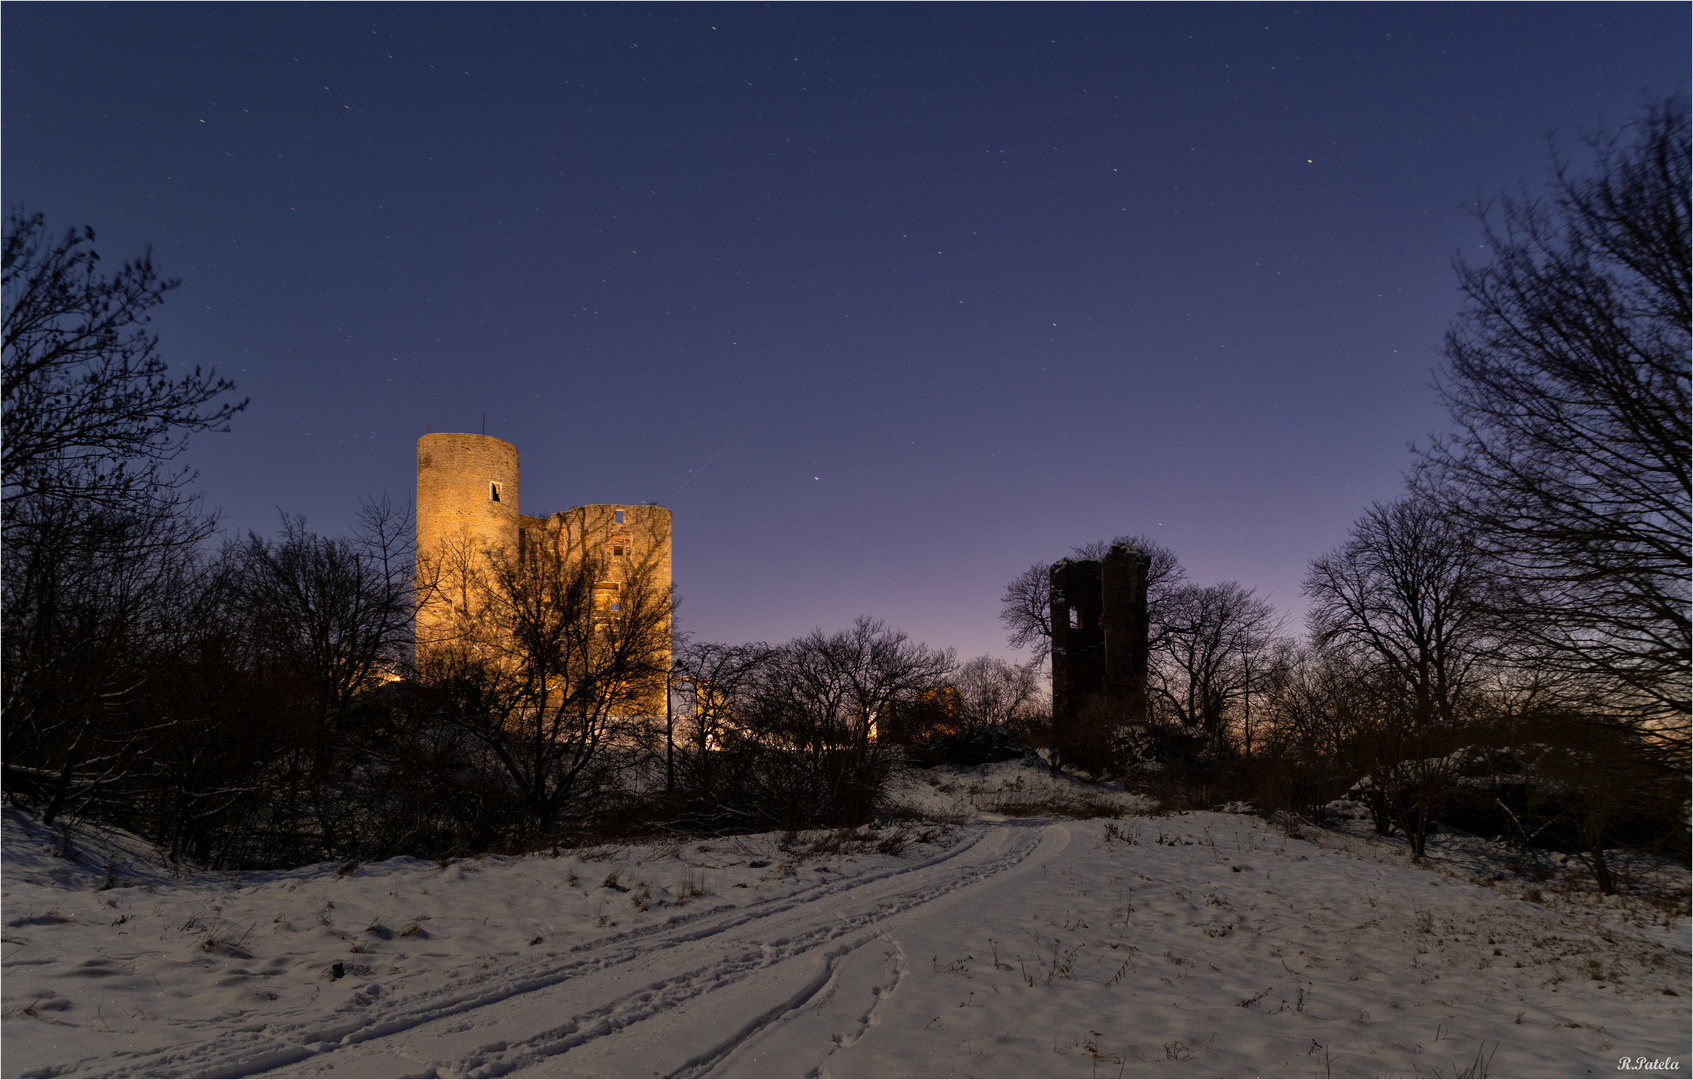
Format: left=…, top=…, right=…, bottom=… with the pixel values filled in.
left=8, top=819, right=1070, bottom=1079
left=6, top=779, right=1688, bottom=1078
left=246, top=822, right=1061, bottom=1080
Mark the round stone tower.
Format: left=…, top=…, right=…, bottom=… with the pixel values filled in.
left=417, top=432, right=520, bottom=559
left=416, top=433, right=520, bottom=649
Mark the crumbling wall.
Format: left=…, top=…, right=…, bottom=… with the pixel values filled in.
left=1049, top=542, right=1149, bottom=765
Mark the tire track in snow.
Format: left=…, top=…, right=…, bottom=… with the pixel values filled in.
left=688, top=822, right=1072, bottom=1080
left=322, top=822, right=1061, bottom=1079
left=85, top=837, right=992, bottom=1078
left=83, top=821, right=1061, bottom=1078
left=444, top=822, right=1065, bottom=1078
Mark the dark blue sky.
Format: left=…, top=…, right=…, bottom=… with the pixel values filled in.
left=5, top=4, right=1687, bottom=661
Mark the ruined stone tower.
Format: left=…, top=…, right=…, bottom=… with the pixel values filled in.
left=1049, top=542, right=1149, bottom=727
left=414, top=433, right=672, bottom=688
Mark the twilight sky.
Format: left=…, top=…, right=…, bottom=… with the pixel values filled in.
left=5, top=4, right=1687, bottom=662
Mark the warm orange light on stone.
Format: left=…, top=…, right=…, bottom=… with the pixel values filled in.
left=415, top=433, right=672, bottom=685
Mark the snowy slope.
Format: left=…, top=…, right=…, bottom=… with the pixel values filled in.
left=3, top=765, right=1688, bottom=1079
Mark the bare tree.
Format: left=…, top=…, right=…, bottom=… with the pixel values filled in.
left=237, top=500, right=414, bottom=752
left=1415, top=97, right=1690, bottom=731
left=1304, top=497, right=1493, bottom=731
left=999, top=562, right=1056, bottom=658
left=1302, top=496, right=1497, bottom=856
left=669, top=640, right=773, bottom=805
left=739, top=617, right=953, bottom=826
left=1149, top=581, right=1284, bottom=741
left=763, top=617, right=954, bottom=751
left=0, top=493, right=209, bottom=825
left=954, top=655, right=1044, bottom=730
left=1256, top=644, right=1371, bottom=761
left=3, top=209, right=245, bottom=510
left=999, top=534, right=1186, bottom=661
left=1520, top=713, right=1687, bottom=896
left=2, top=210, right=243, bottom=823
left=419, top=534, right=673, bottom=842
left=211, top=498, right=420, bottom=858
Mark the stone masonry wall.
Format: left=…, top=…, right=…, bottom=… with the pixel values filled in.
left=416, top=433, right=520, bottom=647
left=415, top=434, right=673, bottom=698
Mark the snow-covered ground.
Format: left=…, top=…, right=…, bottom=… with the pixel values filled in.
left=4, top=761, right=1688, bottom=1078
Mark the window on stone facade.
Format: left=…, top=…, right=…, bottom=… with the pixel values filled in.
left=614, top=510, right=625, bottom=524
left=1069, top=607, right=1079, bottom=630
left=490, top=482, right=501, bottom=503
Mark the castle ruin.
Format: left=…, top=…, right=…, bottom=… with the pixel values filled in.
left=1049, top=542, right=1149, bottom=734
left=414, top=433, right=672, bottom=673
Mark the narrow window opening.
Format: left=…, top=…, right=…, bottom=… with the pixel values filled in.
left=490, top=482, right=501, bottom=503
left=614, top=510, right=625, bottom=524
left=613, top=545, right=625, bottom=557
left=1068, top=607, right=1079, bottom=630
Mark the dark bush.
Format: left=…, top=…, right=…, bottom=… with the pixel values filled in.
left=907, top=725, right=1029, bottom=768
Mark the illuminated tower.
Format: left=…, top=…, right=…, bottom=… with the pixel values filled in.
left=415, top=433, right=520, bottom=650
left=413, top=433, right=673, bottom=711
